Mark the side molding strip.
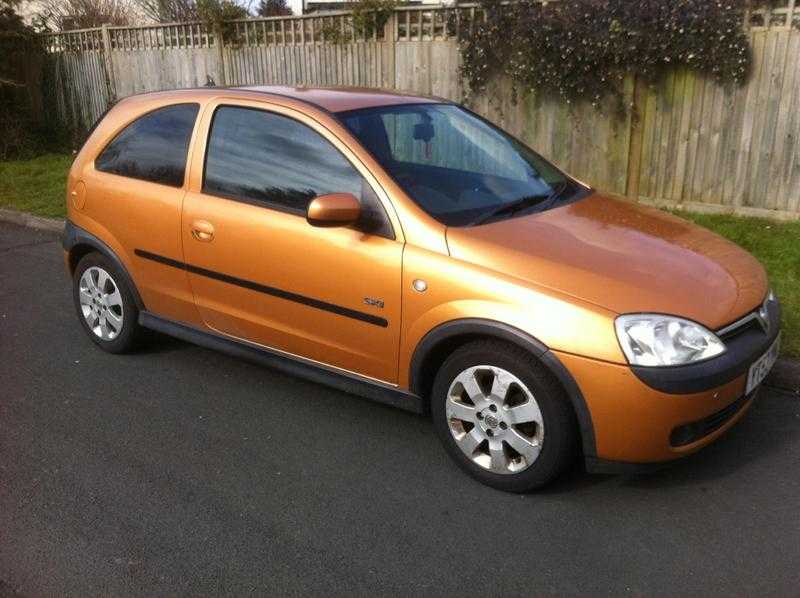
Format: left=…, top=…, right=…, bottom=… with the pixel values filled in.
left=139, top=311, right=423, bottom=414
left=134, top=248, right=388, bottom=328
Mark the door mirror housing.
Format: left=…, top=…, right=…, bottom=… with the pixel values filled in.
left=307, top=193, right=361, bottom=228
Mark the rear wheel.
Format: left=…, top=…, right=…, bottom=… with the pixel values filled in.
left=431, top=340, right=577, bottom=492
left=72, top=252, right=142, bottom=353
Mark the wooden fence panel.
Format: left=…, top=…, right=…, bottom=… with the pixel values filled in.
left=635, top=29, right=800, bottom=215
left=43, top=47, right=110, bottom=132
left=222, top=41, right=386, bottom=88
left=110, top=47, right=221, bottom=97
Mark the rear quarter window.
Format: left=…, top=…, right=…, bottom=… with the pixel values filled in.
left=95, top=103, right=199, bottom=187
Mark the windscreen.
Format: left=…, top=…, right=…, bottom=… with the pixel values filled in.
left=340, top=104, right=580, bottom=226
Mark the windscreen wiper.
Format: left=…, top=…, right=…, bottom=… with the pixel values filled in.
left=529, top=180, right=571, bottom=214
left=470, top=181, right=570, bottom=226
left=469, top=194, right=548, bottom=226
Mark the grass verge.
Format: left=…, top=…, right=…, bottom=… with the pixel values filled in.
left=0, top=154, right=797, bottom=357
left=0, top=153, right=72, bottom=218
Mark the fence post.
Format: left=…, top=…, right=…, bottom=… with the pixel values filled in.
left=624, top=75, right=648, bottom=200
left=383, top=12, right=397, bottom=89
left=100, top=24, right=116, bottom=102
left=214, top=24, right=228, bottom=86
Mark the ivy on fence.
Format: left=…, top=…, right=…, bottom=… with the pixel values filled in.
left=459, top=0, right=753, bottom=114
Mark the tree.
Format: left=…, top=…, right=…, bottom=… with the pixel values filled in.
left=256, top=0, right=291, bottom=17
left=35, top=0, right=133, bottom=30
left=196, top=0, right=249, bottom=23
left=0, top=0, right=45, bottom=158
left=0, top=0, right=30, bottom=87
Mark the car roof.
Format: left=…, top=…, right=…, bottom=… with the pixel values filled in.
left=235, top=85, right=444, bottom=113
left=117, top=86, right=446, bottom=115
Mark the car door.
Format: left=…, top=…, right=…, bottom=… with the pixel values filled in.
left=180, top=100, right=404, bottom=383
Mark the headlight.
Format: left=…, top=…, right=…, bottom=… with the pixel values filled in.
left=615, top=314, right=726, bottom=367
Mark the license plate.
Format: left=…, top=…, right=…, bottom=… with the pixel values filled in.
left=746, top=333, right=781, bottom=394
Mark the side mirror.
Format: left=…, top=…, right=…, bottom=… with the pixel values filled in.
left=306, top=193, right=361, bottom=228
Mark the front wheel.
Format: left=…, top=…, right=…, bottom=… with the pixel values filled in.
left=431, top=341, right=577, bottom=492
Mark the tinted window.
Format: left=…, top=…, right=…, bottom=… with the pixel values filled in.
left=203, top=106, right=365, bottom=213
left=95, top=103, right=199, bottom=187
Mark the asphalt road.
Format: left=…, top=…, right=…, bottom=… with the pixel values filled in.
left=1, top=221, right=800, bottom=597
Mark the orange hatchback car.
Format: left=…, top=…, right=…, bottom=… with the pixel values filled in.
left=64, top=86, right=781, bottom=491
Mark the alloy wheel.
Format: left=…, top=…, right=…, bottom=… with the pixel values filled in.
left=78, top=266, right=124, bottom=341
left=446, top=365, right=545, bottom=474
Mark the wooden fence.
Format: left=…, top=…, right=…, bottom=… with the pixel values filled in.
left=35, top=3, right=800, bottom=219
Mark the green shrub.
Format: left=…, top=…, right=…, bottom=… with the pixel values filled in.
left=322, top=0, right=396, bottom=44
left=351, top=0, right=395, bottom=39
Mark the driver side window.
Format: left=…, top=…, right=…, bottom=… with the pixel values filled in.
left=203, top=105, right=393, bottom=238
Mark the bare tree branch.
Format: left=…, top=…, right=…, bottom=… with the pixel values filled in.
left=132, top=0, right=254, bottom=23
left=0, top=76, right=25, bottom=87
left=35, top=0, right=134, bottom=30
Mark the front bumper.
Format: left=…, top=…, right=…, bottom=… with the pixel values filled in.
left=557, top=297, right=781, bottom=467
left=583, top=389, right=758, bottom=474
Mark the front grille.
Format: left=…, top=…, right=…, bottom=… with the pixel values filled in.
left=670, top=391, right=755, bottom=447
left=719, top=315, right=762, bottom=342
left=717, top=295, right=774, bottom=341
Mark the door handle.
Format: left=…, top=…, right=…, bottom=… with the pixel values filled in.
left=191, top=220, right=215, bottom=242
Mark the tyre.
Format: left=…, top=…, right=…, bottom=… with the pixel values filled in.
left=431, top=340, right=577, bottom=492
left=72, top=252, right=142, bottom=354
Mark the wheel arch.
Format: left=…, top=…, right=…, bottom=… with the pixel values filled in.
left=63, top=220, right=146, bottom=310
left=409, top=318, right=597, bottom=458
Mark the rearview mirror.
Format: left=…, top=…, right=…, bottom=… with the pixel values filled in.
left=306, top=193, right=361, bottom=228
left=413, top=122, right=435, bottom=143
